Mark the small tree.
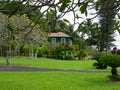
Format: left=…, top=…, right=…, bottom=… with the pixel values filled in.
left=100, top=54, right=120, bottom=80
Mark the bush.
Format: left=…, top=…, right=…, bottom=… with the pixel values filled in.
left=77, top=50, right=88, bottom=60
left=107, top=75, right=120, bottom=81
left=92, top=53, right=107, bottom=69
left=23, top=45, right=29, bottom=56
left=23, top=45, right=50, bottom=58
left=93, top=62, right=107, bottom=69
left=100, top=54, right=120, bottom=81
left=117, top=49, right=120, bottom=55
left=39, top=45, right=50, bottom=57
left=37, top=48, right=42, bottom=57
left=54, top=44, right=76, bottom=60
left=100, top=54, right=120, bottom=68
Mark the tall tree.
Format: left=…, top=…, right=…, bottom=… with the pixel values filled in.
left=99, top=0, right=119, bottom=53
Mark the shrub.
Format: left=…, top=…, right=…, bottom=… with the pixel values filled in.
left=92, top=53, right=107, bottom=69
left=100, top=54, right=120, bottom=68
left=93, top=62, right=107, bottom=69
left=117, top=49, right=120, bottom=55
left=77, top=50, right=88, bottom=60
left=107, top=75, right=120, bottom=81
left=100, top=54, right=120, bottom=81
left=39, top=45, right=50, bottom=57
left=37, top=48, right=42, bottom=57
left=23, top=45, right=50, bottom=58
left=23, top=45, right=29, bottom=56
left=54, top=44, right=76, bottom=60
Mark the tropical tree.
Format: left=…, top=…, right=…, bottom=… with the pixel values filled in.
left=24, top=27, right=48, bottom=59
left=0, top=0, right=119, bottom=53
left=0, top=13, right=47, bottom=64
left=98, top=0, right=120, bottom=53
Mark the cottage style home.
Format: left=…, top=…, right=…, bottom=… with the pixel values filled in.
left=49, top=32, right=72, bottom=45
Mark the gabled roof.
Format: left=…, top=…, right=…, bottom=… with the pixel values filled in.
left=49, top=32, right=70, bottom=37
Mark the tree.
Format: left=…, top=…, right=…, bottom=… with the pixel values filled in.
left=24, top=26, right=48, bottom=59
left=98, top=0, right=119, bottom=53
left=79, top=19, right=115, bottom=52
left=77, top=19, right=99, bottom=50
left=0, top=0, right=119, bottom=53
left=0, top=13, right=47, bottom=64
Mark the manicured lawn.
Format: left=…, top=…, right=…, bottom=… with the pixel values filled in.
left=0, top=57, right=96, bottom=70
left=0, top=72, right=119, bottom=90
left=0, top=56, right=120, bottom=90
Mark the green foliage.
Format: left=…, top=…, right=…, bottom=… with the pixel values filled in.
left=59, top=50, right=75, bottom=60
left=92, top=52, right=107, bottom=69
left=59, top=0, right=71, bottom=11
left=23, top=45, right=50, bottom=57
left=79, top=2, right=88, bottom=16
left=63, top=19, right=70, bottom=23
left=37, top=48, right=42, bottom=57
left=54, top=44, right=76, bottom=60
left=107, top=74, right=120, bottom=81
left=117, top=49, right=120, bottom=55
left=99, top=0, right=117, bottom=53
left=100, top=54, right=120, bottom=68
left=100, top=54, right=120, bottom=81
left=39, top=45, right=50, bottom=57
left=77, top=50, right=88, bottom=60
left=47, top=9, right=56, bottom=18
left=93, top=62, right=107, bottom=69
left=0, top=13, right=46, bottom=56
left=23, top=45, right=39, bottom=56
left=4, top=2, right=24, bottom=10
left=91, top=53, right=101, bottom=62
left=23, top=45, right=29, bottom=56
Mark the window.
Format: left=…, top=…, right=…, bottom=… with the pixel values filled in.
left=51, top=38, right=56, bottom=43
left=69, top=39, right=72, bottom=45
left=61, top=38, right=66, bottom=43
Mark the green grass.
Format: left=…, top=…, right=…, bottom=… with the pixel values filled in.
left=0, top=56, right=120, bottom=90
left=0, top=72, right=119, bottom=90
left=0, top=56, right=96, bottom=70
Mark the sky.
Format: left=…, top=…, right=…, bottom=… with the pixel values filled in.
left=112, top=31, right=120, bottom=49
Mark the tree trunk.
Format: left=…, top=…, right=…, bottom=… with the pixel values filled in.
left=35, top=48, right=38, bottom=59
left=28, top=47, right=31, bottom=59
left=105, top=37, right=109, bottom=54
left=111, top=67, right=117, bottom=76
left=6, top=51, right=10, bottom=65
left=31, top=47, right=34, bottom=59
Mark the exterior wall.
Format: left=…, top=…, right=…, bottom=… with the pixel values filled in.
left=49, top=37, right=72, bottom=45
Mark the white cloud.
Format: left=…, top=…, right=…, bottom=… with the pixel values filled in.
left=112, top=31, right=120, bottom=49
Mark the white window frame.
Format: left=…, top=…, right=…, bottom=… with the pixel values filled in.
left=51, top=38, right=56, bottom=43
left=61, top=38, right=66, bottom=43
left=69, top=39, right=72, bottom=45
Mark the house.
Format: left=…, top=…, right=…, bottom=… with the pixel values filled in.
left=49, top=32, right=72, bottom=45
